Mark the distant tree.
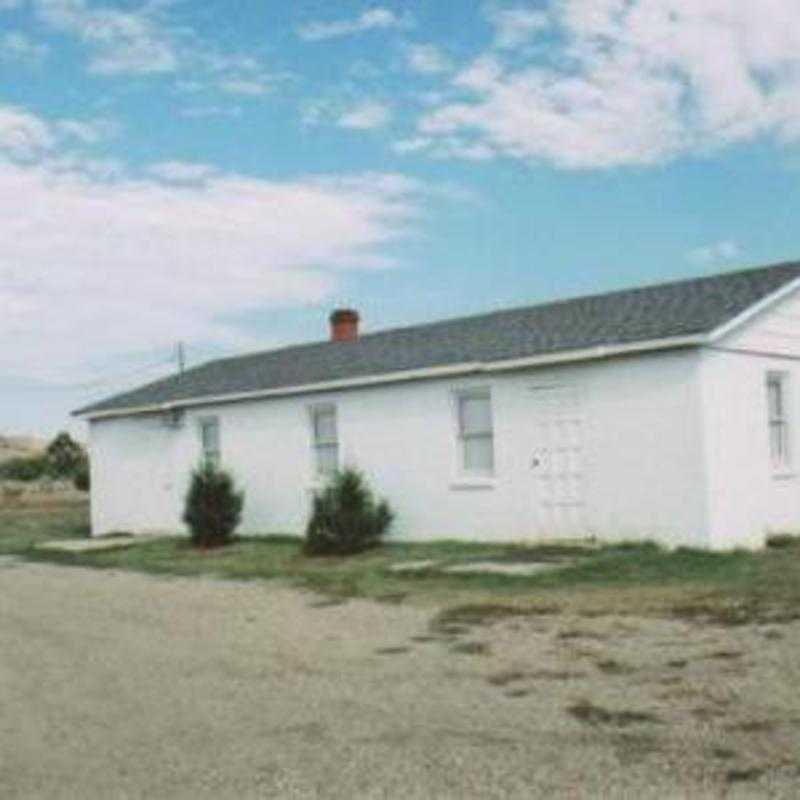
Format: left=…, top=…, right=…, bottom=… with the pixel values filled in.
left=45, top=432, right=86, bottom=478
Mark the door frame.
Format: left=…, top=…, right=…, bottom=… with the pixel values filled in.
left=527, top=382, right=587, bottom=539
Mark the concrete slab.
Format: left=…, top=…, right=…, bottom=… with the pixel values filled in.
left=387, top=558, right=572, bottom=577
left=36, top=537, right=138, bottom=553
left=442, top=561, right=568, bottom=576
left=387, top=559, right=440, bottom=573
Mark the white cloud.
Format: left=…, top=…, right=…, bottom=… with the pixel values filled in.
left=56, top=117, right=118, bottom=144
left=418, top=0, right=800, bottom=169
left=146, top=161, right=219, bottom=183
left=337, top=102, right=392, bottom=130
left=392, top=137, right=432, bottom=154
left=46, top=153, right=124, bottom=179
left=0, top=106, right=423, bottom=382
left=391, top=135, right=494, bottom=160
left=33, top=0, right=284, bottom=94
left=406, top=44, right=452, bottom=75
left=35, top=0, right=177, bottom=75
left=215, top=77, right=273, bottom=97
left=0, top=107, right=120, bottom=164
left=485, top=5, right=549, bottom=49
left=197, top=50, right=287, bottom=98
left=687, top=240, right=741, bottom=267
left=297, top=8, right=407, bottom=41
left=1, top=31, right=49, bottom=65
left=0, top=105, right=55, bottom=160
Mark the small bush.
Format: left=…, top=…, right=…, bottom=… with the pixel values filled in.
left=305, top=468, right=393, bottom=556
left=182, top=462, right=244, bottom=548
left=766, top=533, right=800, bottom=549
left=0, top=455, right=49, bottom=482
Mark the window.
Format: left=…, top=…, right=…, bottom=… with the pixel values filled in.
left=199, top=417, right=220, bottom=468
left=457, top=390, right=494, bottom=474
left=767, top=372, right=790, bottom=469
left=311, top=405, right=338, bottom=476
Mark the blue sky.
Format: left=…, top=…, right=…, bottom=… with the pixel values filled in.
left=1, top=0, right=800, bottom=437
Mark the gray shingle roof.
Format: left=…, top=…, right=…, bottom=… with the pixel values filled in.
left=76, top=261, right=800, bottom=417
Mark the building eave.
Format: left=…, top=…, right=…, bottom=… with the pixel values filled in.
left=75, top=333, right=707, bottom=421
left=707, top=276, right=800, bottom=343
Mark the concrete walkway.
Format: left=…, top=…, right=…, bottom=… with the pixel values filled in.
left=35, top=536, right=137, bottom=553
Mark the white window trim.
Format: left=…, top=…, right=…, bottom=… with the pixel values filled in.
left=449, top=476, right=497, bottom=490
left=767, top=371, right=793, bottom=476
left=198, top=415, right=221, bottom=468
left=452, top=386, right=496, bottom=482
left=309, top=403, right=339, bottom=481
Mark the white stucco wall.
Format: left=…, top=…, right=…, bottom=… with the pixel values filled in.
left=88, top=348, right=710, bottom=547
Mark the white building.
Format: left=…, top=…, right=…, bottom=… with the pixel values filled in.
left=76, top=262, right=800, bottom=549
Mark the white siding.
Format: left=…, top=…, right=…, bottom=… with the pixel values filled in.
left=722, top=287, right=800, bottom=358
left=90, top=415, right=184, bottom=535
left=700, top=349, right=800, bottom=548
left=700, top=286, right=800, bottom=548
left=88, top=349, right=709, bottom=547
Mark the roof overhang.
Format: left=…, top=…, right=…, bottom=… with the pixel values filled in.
left=707, top=274, right=800, bottom=342
left=74, top=271, right=800, bottom=423
left=76, top=332, right=706, bottom=421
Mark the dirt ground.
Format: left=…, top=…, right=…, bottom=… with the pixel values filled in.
left=1, top=560, right=799, bottom=799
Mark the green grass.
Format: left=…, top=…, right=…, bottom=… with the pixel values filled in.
left=0, top=504, right=90, bottom=555
left=3, top=504, right=800, bottom=622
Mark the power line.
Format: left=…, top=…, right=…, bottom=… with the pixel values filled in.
left=12, top=339, right=195, bottom=395
left=10, top=357, right=176, bottom=393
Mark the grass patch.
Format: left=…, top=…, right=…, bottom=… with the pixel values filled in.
left=531, top=669, right=585, bottom=680
left=726, top=767, right=764, bottom=784
left=611, top=732, right=662, bottom=765
left=766, top=533, right=800, bottom=549
left=6, top=507, right=800, bottom=622
left=557, top=628, right=607, bottom=641
left=727, top=719, right=777, bottom=734
left=450, top=640, right=491, bottom=656
left=431, top=602, right=561, bottom=631
left=595, top=658, right=636, bottom=675
left=0, top=504, right=90, bottom=555
left=567, top=700, right=661, bottom=727
left=486, top=669, right=528, bottom=687
left=670, top=599, right=800, bottom=626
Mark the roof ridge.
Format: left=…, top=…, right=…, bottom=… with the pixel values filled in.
left=75, top=258, right=800, bottom=417
left=198, top=259, right=800, bottom=370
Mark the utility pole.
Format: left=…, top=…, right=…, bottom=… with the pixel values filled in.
left=177, top=342, right=186, bottom=375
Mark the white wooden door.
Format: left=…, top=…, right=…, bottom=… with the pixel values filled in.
left=529, top=385, right=586, bottom=538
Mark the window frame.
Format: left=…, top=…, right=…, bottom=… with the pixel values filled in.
left=198, top=415, right=221, bottom=469
left=310, top=403, right=339, bottom=478
left=767, top=371, right=791, bottom=472
left=454, top=387, right=495, bottom=477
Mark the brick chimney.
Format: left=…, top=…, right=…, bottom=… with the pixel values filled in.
left=329, top=308, right=360, bottom=342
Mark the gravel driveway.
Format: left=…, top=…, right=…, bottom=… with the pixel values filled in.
left=1, top=560, right=799, bottom=799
